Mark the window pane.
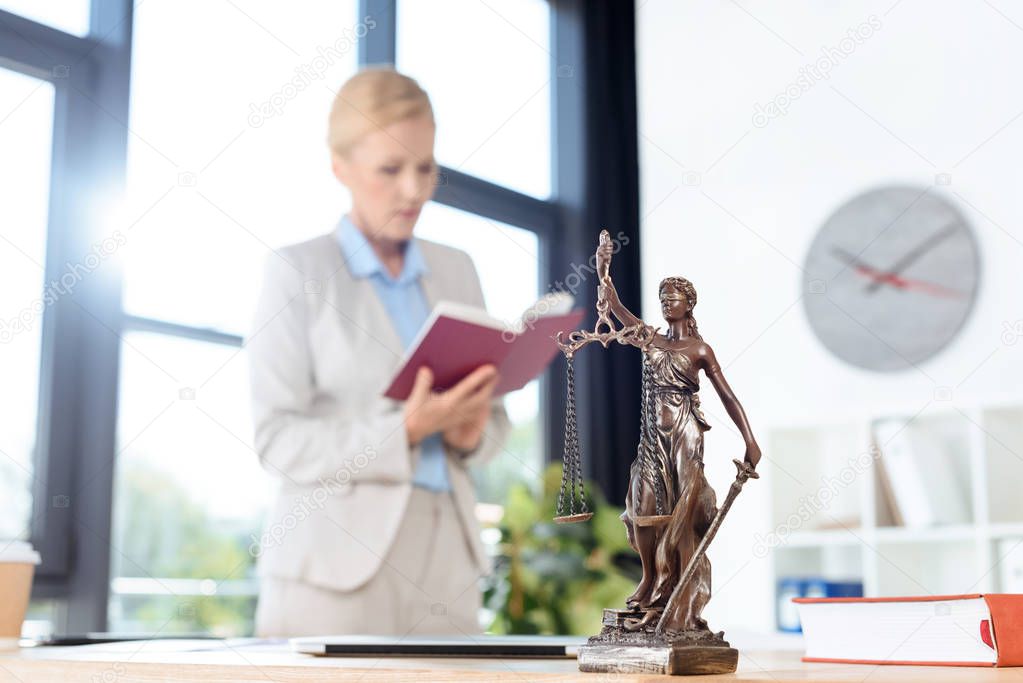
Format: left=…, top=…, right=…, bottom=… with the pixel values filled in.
left=397, top=0, right=551, bottom=198
left=414, top=202, right=543, bottom=503
left=0, top=68, right=54, bottom=540
left=122, top=0, right=359, bottom=335
left=0, top=0, right=90, bottom=36
left=110, top=332, right=272, bottom=635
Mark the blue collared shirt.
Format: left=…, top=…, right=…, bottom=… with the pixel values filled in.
left=335, top=215, right=450, bottom=492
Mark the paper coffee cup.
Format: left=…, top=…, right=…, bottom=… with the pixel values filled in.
left=0, top=541, right=41, bottom=648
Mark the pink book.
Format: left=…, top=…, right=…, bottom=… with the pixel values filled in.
left=383, top=294, right=585, bottom=400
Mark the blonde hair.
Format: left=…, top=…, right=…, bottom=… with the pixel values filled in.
left=327, top=67, right=434, bottom=157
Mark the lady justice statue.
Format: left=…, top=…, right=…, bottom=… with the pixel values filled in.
left=555, top=230, right=762, bottom=675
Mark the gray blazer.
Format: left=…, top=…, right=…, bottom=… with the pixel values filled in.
left=247, top=227, right=511, bottom=592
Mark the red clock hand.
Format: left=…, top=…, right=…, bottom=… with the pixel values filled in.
left=830, top=247, right=965, bottom=299
left=852, top=264, right=965, bottom=299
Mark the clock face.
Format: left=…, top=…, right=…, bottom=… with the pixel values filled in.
left=802, top=186, right=980, bottom=372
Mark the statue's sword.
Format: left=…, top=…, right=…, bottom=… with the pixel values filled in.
left=654, top=458, right=759, bottom=635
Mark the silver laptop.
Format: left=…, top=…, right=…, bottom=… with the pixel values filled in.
left=291, top=634, right=584, bottom=658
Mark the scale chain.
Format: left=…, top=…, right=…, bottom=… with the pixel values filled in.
left=639, top=352, right=666, bottom=515
left=557, top=354, right=578, bottom=517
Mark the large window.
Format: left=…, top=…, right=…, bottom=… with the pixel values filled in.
left=0, top=67, right=54, bottom=541
left=1, top=0, right=601, bottom=635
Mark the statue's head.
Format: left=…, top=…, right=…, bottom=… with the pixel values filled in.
left=658, top=276, right=697, bottom=322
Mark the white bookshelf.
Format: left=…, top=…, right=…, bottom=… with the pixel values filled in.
left=765, top=402, right=1023, bottom=613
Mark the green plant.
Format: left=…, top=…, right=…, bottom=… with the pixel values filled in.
left=484, top=464, right=641, bottom=635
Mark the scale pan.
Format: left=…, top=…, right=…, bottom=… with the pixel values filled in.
left=553, top=512, right=593, bottom=524
left=632, top=514, right=672, bottom=527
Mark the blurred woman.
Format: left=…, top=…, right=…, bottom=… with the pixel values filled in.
left=248, top=67, right=510, bottom=637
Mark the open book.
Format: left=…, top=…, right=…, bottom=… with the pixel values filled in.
left=383, top=292, right=585, bottom=400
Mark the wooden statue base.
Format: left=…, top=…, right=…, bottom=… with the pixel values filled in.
left=577, top=609, right=738, bottom=676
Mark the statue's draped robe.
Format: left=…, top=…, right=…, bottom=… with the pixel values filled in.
left=627, top=344, right=717, bottom=632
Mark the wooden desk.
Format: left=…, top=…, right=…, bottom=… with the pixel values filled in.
left=0, top=641, right=1017, bottom=681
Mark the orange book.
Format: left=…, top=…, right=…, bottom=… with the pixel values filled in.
left=794, top=594, right=1023, bottom=667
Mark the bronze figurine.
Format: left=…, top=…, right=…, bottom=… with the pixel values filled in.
left=554, top=230, right=761, bottom=675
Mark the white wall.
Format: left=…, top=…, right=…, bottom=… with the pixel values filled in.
left=637, top=0, right=1023, bottom=633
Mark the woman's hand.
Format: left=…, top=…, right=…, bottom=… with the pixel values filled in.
left=404, top=364, right=499, bottom=449
left=442, top=394, right=495, bottom=454
left=744, top=442, right=762, bottom=469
